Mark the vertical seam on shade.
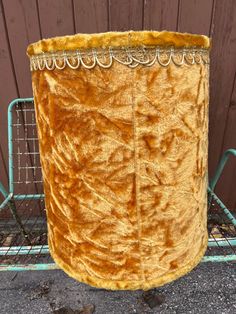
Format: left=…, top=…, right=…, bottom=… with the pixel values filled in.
left=195, top=65, right=204, bottom=176
left=202, top=62, right=209, bottom=231
left=131, top=67, right=145, bottom=287
left=204, top=62, right=210, bottom=163
left=205, top=60, right=210, bottom=190
left=204, top=63, right=209, bottom=188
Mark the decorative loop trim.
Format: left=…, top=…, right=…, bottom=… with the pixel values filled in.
left=29, top=46, right=210, bottom=71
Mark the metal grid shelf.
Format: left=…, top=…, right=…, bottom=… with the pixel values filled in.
left=0, top=198, right=54, bottom=270
left=0, top=98, right=235, bottom=271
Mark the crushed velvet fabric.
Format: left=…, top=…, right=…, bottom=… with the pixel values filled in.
left=27, top=30, right=211, bottom=291
left=27, top=30, right=211, bottom=55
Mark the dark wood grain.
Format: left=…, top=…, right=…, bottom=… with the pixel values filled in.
left=3, top=0, right=41, bottom=97
left=208, top=0, right=236, bottom=179
left=0, top=1, right=18, bottom=201
left=2, top=1, right=43, bottom=197
left=178, top=0, right=213, bottom=35
left=37, top=0, right=75, bottom=38
left=217, top=76, right=236, bottom=210
left=73, top=0, right=108, bottom=33
left=143, top=0, right=179, bottom=31
left=109, top=0, right=143, bottom=31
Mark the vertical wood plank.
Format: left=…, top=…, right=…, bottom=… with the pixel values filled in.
left=109, top=0, right=143, bottom=31
left=178, top=0, right=213, bottom=35
left=0, top=1, right=18, bottom=201
left=143, top=0, right=179, bottom=31
left=73, top=0, right=108, bottom=33
left=3, top=0, right=41, bottom=98
left=207, top=0, right=236, bottom=180
left=38, top=0, right=75, bottom=38
left=2, top=1, right=42, bottom=197
left=216, top=76, right=236, bottom=209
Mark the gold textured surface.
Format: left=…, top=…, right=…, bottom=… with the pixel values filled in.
left=27, top=30, right=211, bottom=56
left=28, top=30, right=210, bottom=291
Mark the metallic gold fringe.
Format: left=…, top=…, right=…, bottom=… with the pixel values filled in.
left=29, top=46, right=210, bottom=71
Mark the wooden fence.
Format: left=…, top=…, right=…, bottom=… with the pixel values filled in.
left=0, top=0, right=236, bottom=209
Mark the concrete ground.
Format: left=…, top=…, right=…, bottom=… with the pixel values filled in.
left=0, top=262, right=235, bottom=314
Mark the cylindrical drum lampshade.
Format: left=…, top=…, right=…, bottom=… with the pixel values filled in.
left=26, top=30, right=211, bottom=291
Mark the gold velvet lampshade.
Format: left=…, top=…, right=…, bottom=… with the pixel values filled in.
left=26, top=30, right=211, bottom=291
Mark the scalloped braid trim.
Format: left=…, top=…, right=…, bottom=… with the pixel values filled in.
left=29, top=46, right=210, bottom=71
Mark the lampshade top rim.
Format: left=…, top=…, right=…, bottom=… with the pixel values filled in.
left=26, top=30, right=211, bottom=57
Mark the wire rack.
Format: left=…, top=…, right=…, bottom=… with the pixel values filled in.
left=207, top=189, right=236, bottom=261
left=0, top=99, right=55, bottom=270
left=0, top=98, right=235, bottom=271
left=12, top=103, right=42, bottom=186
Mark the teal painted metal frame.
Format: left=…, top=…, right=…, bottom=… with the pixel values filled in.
left=0, top=98, right=236, bottom=271
left=1, top=98, right=45, bottom=208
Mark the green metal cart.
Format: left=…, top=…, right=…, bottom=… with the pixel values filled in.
left=0, top=98, right=235, bottom=271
